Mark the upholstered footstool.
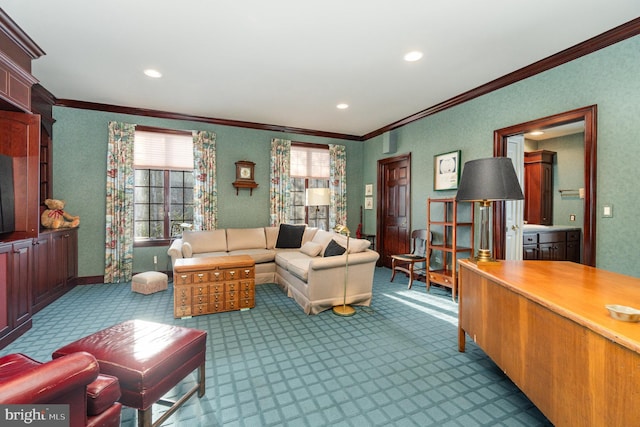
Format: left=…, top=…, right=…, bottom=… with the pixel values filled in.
left=53, top=319, right=207, bottom=427
left=131, top=271, right=168, bottom=294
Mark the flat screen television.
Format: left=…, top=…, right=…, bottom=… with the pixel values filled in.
left=0, top=154, right=16, bottom=234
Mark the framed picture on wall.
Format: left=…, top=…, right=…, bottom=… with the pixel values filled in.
left=365, top=184, right=373, bottom=196
left=434, top=150, right=461, bottom=190
left=364, top=197, right=373, bottom=210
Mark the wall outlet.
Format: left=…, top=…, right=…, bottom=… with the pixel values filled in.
left=569, top=214, right=576, bottom=221
left=603, top=205, right=613, bottom=218
left=153, top=255, right=158, bottom=264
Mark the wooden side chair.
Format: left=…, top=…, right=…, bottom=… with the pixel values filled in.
left=390, top=229, right=429, bottom=289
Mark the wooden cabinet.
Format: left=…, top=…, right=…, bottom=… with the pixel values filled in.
left=0, top=239, right=33, bottom=349
left=0, top=229, right=78, bottom=349
left=32, top=228, right=78, bottom=313
left=173, top=255, right=255, bottom=318
left=524, top=150, right=555, bottom=225
left=523, top=228, right=580, bottom=262
left=426, top=198, right=474, bottom=300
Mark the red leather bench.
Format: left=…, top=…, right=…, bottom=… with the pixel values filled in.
left=53, top=319, right=207, bottom=427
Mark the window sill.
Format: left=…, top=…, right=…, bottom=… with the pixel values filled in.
left=134, top=239, right=171, bottom=248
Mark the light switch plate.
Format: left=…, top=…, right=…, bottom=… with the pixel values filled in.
left=603, top=205, right=613, bottom=218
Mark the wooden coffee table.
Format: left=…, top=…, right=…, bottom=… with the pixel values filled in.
left=173, top=255, right=255, bottom=318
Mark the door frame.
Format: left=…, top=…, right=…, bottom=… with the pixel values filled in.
left=493, top=105, right=597, bottom=266
left=376, top=153, right=412, bottom=267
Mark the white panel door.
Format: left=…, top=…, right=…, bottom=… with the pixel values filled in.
left=505, top=135, right=524, bottom=260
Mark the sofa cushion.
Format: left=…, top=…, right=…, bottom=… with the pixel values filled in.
left=300, top=241, right=322, bottom=257
left=265, top=227, right=279, bottom=249
left=275, top=224, right=306, bottom=248
left=287, top=257, right=313, bottom=282
left=227, top=227, right=266, bottom=251
left=228, top=249, right=276, bottom=264
left=312, top=229, right=335, bottom=254
left=183, top=229, right=227, bottom=253
left=275, top=250, right=311, bottom=270
left=324, top=239, right=346, bottom=257
left=302, top=227, right=318, bottom=244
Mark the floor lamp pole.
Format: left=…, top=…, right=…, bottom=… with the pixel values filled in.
left=333, top=226, right=355, bottom=317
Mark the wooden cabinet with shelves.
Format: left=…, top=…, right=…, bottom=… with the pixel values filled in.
left=522, top=228, right=580, bottom=263
left=524, top=150, right=555, bottom=225
left=427, top=198, right=474, bottom=300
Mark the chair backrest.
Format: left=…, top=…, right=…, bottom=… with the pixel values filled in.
left=411, top=229, right=429, bottom=256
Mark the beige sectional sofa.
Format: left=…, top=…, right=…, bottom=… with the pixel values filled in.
left=167, top=225, right=379, bottom=314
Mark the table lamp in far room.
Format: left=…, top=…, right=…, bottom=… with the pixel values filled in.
left=455, top=157, right=524, bottom=263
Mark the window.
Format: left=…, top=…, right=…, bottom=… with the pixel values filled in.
left=290, top=144, right=330, bottom=230
left=133, top=128, right=194, bottom=245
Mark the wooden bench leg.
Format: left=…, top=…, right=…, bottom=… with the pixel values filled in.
left=138, top=409, right=152, bottom=427
left=198, top=362, right=205, bottom=397
left=390, top=258, right=397, bottom=282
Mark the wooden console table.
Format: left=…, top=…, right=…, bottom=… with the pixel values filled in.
left=173, top=255, right=255, bottom=318
left=458, top=260, right=640, bottom=426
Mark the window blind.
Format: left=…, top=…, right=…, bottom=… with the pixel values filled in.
left=134, top=130, right=194, bottom=170
left=291, top=146, right=329, bottom=178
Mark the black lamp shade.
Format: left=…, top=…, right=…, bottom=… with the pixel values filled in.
left=456, top=157, right=524, bottom=202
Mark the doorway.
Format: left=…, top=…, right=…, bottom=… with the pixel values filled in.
left=376, top=153, right=411, bottom=268
left=493, top=105, right=597, bottom=266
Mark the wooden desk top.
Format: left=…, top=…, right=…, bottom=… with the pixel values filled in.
left=459, top=259, right=640, bottom=354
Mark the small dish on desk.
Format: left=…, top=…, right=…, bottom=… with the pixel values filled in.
left=605, top=304, right=640, bottom=322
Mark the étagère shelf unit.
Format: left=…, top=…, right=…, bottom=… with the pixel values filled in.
left=426, top=198, right=474, bottom=301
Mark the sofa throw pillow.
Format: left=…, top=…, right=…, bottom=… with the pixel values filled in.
left=300, top=241, right=322, bottom=257
left=275, top=224, right=306, bottom=248
left=334, top=234, right=371, bottom=253
left=324, top=239, right=346, bottom=257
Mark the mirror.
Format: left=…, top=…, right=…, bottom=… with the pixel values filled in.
left=493, top=105, right=596, bottom=266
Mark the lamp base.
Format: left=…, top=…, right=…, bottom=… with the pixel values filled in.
left=332, top=304, right=356, bottom=317
left=469, top=256, right=501, bottom=265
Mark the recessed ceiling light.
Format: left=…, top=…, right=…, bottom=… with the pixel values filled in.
left=336, top=103, right=349, bottom=110
left=530, top=131, right=544, bottom=136
left=404, top=51, right=423, bottom=62
left=144, top=69, right=162, bottom=78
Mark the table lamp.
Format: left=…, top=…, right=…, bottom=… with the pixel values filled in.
left=305, top=188, right=330, bottom=230
left=456, top=157, right=524, bottom=263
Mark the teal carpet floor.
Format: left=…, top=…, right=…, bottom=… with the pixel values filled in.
left=2, top=267, right=551, bottom=426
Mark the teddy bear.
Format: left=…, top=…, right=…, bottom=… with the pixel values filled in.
left=41, top=198, right=80, bottom=229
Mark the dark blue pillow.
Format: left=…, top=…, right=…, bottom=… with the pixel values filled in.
left=275, top=224, right=306, bottom=248
left=324, top=239, right=346, bottom=257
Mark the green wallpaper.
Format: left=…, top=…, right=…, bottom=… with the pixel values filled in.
left=363, top=34, right=640, bottom=277
left=51, top=109, right=363, bottom=277
left=53, top=34, right=640, bottom=278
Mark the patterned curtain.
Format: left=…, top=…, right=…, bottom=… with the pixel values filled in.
left=104, top=121, right=136, bottom=283
left=193, top=131, right=217, bottom=230
left=329, top=144, right=347, bottom=229
left=269, top=138, right=291, bottom=226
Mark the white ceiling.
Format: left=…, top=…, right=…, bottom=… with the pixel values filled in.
left=3, top=1, right=640, bottom=137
